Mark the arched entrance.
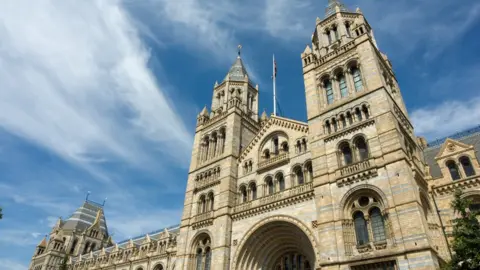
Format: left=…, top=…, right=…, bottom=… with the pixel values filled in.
left=235, top=220, right=316, bottom=270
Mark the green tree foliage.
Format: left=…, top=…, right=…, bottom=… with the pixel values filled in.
left=446, top=189, right=480, bottom=269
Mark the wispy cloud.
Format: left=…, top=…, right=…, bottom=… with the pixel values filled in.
left=0, top=0, right=192, bottom=179
left=0, top=258, right=28, bottom=270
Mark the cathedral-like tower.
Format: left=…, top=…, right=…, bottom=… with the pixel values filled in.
left=302, top=0, right=449, bottom=268
left=175, top=50, right=261, bottom=270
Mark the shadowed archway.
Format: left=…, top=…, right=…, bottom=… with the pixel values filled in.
left=235, top=221, right=315, bottom=270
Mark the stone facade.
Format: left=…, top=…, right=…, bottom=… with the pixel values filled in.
left=29, top=1, right=480, bottom=270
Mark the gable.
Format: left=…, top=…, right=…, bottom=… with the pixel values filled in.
left=435, top=138, right=474, bottom=160
left=239, top=116, right=308, bottom=162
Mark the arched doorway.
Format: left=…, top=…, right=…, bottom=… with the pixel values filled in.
left=235, top=220, right=316, bottom=270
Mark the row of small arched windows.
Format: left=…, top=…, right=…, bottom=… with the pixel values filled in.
left=295, top=138, right=308, bottom=154
left=239, top=162, right=313, bottom=203
left=325, top=104, right=370, bottom=135
left=199, top=128, right=226, bottom=163
left=338, top=137, right=370, bottom=167
left=446, top=156, right=476, bottom=181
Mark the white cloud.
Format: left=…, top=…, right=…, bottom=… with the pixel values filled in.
left=0, top=229, right=42, bottom=247
left=411, top=97, right=480, bottom=140
left=0, top=258, right=28, bottom=270
left=0, top=0, right=192, bottom=179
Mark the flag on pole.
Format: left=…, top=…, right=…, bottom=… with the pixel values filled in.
left=274, top=58, right=277, bottom=78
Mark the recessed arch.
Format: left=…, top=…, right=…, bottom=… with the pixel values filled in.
left=339, top=184, right=389, bottom=218
left=232, top=215, right=318, bottom=270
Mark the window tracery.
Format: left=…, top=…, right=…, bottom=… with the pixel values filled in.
left=198, top=127, right=226, bottom=164
left=192, top=234, right=212, bottom=270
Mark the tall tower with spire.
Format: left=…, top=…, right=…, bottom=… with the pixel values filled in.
left=29, top=199, right=112, bottom=270
left=175, top=48, right=261, bottom=269
left=301, top=0, right=449, bottom=269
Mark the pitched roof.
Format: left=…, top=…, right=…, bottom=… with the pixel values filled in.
left=424, top=126, right=480, bottom=178
left=223, top=56, right=253, bottom=84
left=62, top=200, right=108, bottom=236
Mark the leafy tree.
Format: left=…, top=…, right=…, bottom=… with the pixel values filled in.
left=446, top=189, right=480, bottom=269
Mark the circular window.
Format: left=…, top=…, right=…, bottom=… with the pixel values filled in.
left=358, top=196, right=370, bottom=207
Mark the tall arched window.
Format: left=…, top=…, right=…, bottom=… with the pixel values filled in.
left=153, top=265, right=164, bottom=270
left=338, top=73, right=348, bottom=97
left=208, top=192, right=214, bottom=211
left=355, top=137, right=369, bottom=161
left=240, top=186, right=247, bottom=203
left=346, top=112, right=353, bottom=125
left=340, top=115, right=347, bottom=128
left=370, top=207, right=386, bottom=242
left=266, top=177, right=274, bottom=195
left=277, top=173, right=285, bottom=191
left=353, top=212, right=369, bottom=245
left=199, top=195, right=206, bottom=213
left=250, top=183, right=257, bottom=200
left=70, top=238, right=78, bottom=254
left=460, top=156, right=475, bottom=177
left=362, top=105, right=370, bottom=119
left=340, top=142, right=353, bottom=166
left=196, top=248, right=203, bottom=270
left=295, top=166, right=304, bottom=185
left=325, top=79, right=334, bottom=104
left=446, top=160, right=461, bottom=180
left=306, top=162, right=313, bottom=182
left=325, top=121, right=332, bottom=134
left=204, top=247, right=212, bottom=270
left=352, top=66, right=363, bottom=91
left=273, top=137, right=279, bottom=155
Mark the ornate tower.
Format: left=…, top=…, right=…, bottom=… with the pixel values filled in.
left=176, top=49, right=261, bottom=270
left=302, top=0, right=448, bottom=269
left=29, top=199, right=112, bottom=270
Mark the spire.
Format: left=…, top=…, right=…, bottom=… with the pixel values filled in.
left=38, top=236, right=47, bottom=247
left=223, top=45, right=253, bottom=84
left=200, top=106, right=209, bottom=117
left=325, top=0, right=348, bottom=17
left=260, top=110, right=268, bottom=121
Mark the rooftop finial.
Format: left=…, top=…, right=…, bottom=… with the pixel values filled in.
left=102, top=197, right=107, bottom=206
left=237, top=44, right=242, bottom=58
left=85, top=191, right=91, bottom=201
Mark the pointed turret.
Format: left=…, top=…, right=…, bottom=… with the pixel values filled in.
left=325, top=0, right=349, bottom=17
left=260, top=110, right=268, bottom=122
left=223, top=46, right=253, bottom=84
left=38, top=236, right=47, bottom=248
left=144, top=234, right=152, bottom=244
left=200, top=106, right=209, bottom=117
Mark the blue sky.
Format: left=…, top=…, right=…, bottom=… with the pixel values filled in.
left=0, top=0, right=479, bottom=268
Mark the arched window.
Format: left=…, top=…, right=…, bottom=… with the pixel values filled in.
left=468, top=196, right=480, bottom=212
left=332, top=118, right=338, bottom=132
left=282, top=142, right=289, bottom=153
left=340, top=114, right=347, bottom=128
left=460, top=156, right=475, bottom=177
left=338, top=73, right=348, bottom=97
left=346, top=112, right=353, bottom=125
left=153, top=265, right=164, bottom=270
left=199, top=195, right=206, bottom=213
left=370, top=207, right=386, bottom=242
left=325, top=79, right=334, bottom=104
left=340, top=142, right=353, bottom=166
left=266, top=177, right=274, bottom=195
left=325, top=121, right=332, bottom=134
left=83, top=242, right=90, bottom=254
left=208, top=192, right=214, bottom=211
left=446, top=160, right=461, bottom=180
left=240, top=186, right=247, bottom=203
left=355, top=107, right=362, bottom=121
left=362, top=105, right=370, bottom=119
left=264, top=149, right=270, bottom=159
left=294, top=166, right=304, bottom=185
left=273, top=137, right=279, bottom=155
left=204, top=247, right=212, bottom=270
left=204, top=137, right=210, bottom=161
left=250, top=183, right=257, bottom=200
left=354, top=137, right=369, bottom=161
left=306, top=162, right=313, bottom=182
left=353, top=212, right=369, bottom=245
left=70, top=238, right=78, bottom=254
left=302, top=138, right=307, bottom=152
left=90, top=242, right=96, bottom=252
left=352, top=66, right=363, bottom=91
left=196, top=248, right=203, bottom=270
left=277, top=173, right=285, bottom=191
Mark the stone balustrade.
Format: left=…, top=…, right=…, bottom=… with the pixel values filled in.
left=258, top=152, right=289, bottom=171
left=193, top=211, right=214, bottom=223
left=339, top=159, right=373, bottom=177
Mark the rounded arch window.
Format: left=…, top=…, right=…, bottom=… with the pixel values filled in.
left=353, top=211, right=369, bottom=245
left=459, top=156, right=475, bottom=177
left=239, top=186, right=248, bottom=203
left=263, top=149, right=271, bottom=159
left=207, top=192, right=214, bottom=211
left=467, top=195, right=480, bottom=213
left=199, top=195, right=207, bottom=213
left=446, top=160, right=461, bottom=180
left=354, top=137, right=369, bottom=161
left=339, top=142, right=353, bottom=166
left=153, top=264, right=164, bottom=270
left=249, top=182, right=257, bottom=200
left=276, top=173, right=285, bottom=191
left=266, top=176, right=274, bottom=195
left=305, top=161, right=313, bottom=182
left=193, top=234, right=212, bottom=270
left=281, top=142, right=289, bottom=153
left=370, top=207, right=386, bottom=242
left=294, top=166, right=304, bottom=185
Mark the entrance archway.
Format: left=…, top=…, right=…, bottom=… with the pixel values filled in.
left=235, top=219, right=316, bottom=270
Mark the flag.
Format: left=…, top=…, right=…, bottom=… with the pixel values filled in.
left=274, top=58, right=277, bottom=78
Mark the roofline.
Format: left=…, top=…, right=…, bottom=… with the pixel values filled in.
left=426, top=125, right=480, bottom=149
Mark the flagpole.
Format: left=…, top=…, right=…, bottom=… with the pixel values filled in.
left=273, top=54, right=277, bottom=116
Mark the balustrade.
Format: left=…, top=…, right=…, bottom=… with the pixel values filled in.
left=339, top=159, right=373, bottom=177
left=258, top=152, right=289, bottom=170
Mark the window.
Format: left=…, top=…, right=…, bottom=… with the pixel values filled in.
left=208, top=192, right=214, bottom=211
left=370, top=208, right=386, bottom=242
left=355, top=137, right=369, bottom=161
left=355, top=107, right=362, bottom=121
left=327, top=30, right=332, bottom=44
left=340, top=143, right=353, bottom=166
left=240, top=186, right=247, bottom=203
left=446, top=160, right=461, bottom=180
left=362, top=105, right=370, bottom=119
left=326, top=121, right=332, bottom=134
left=204, top=247, right=212, bottom=270
left=70, top=239, right=78, bottom=254
left=345, top=23, right=351, bottom=37
left=264, top=149, right=270, bottom=159
left=273, top=137, right=279, bottom=155
left=468, top=196, right=480, bottom=213
left=325, top=79, right=334, bottom=104
left=199, top=195, right=206, bottom=213
left=352, top=67, right=363, bottom=91
left=332, top=118, right=338, bottom=132
left=302, top=138, right=307, bottom=152
left=282, top=142, right=289, bottom=153
left=353, top=212, right=369, bottom=245
left=333, top=26, right=339, bottom=41
left=295, top=167, right=304, bottom=185
left=154, top=265, right=164, bottom=270
left=340, top=115, right=347, bottom=129
left=339, top=73, right=348, bottom=97
left=266, top=177, right=274, bottom=195
left=460, top=156, right=475, bottom=177
left=250, top=183, right=257, bottom=200
left=277, top=173, right=285, bottom=191
left=346, top=112, right=353, bottom=125
left=196, top=249, right=203, bottom=270
left=306, top=162, right=313, bottom=182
